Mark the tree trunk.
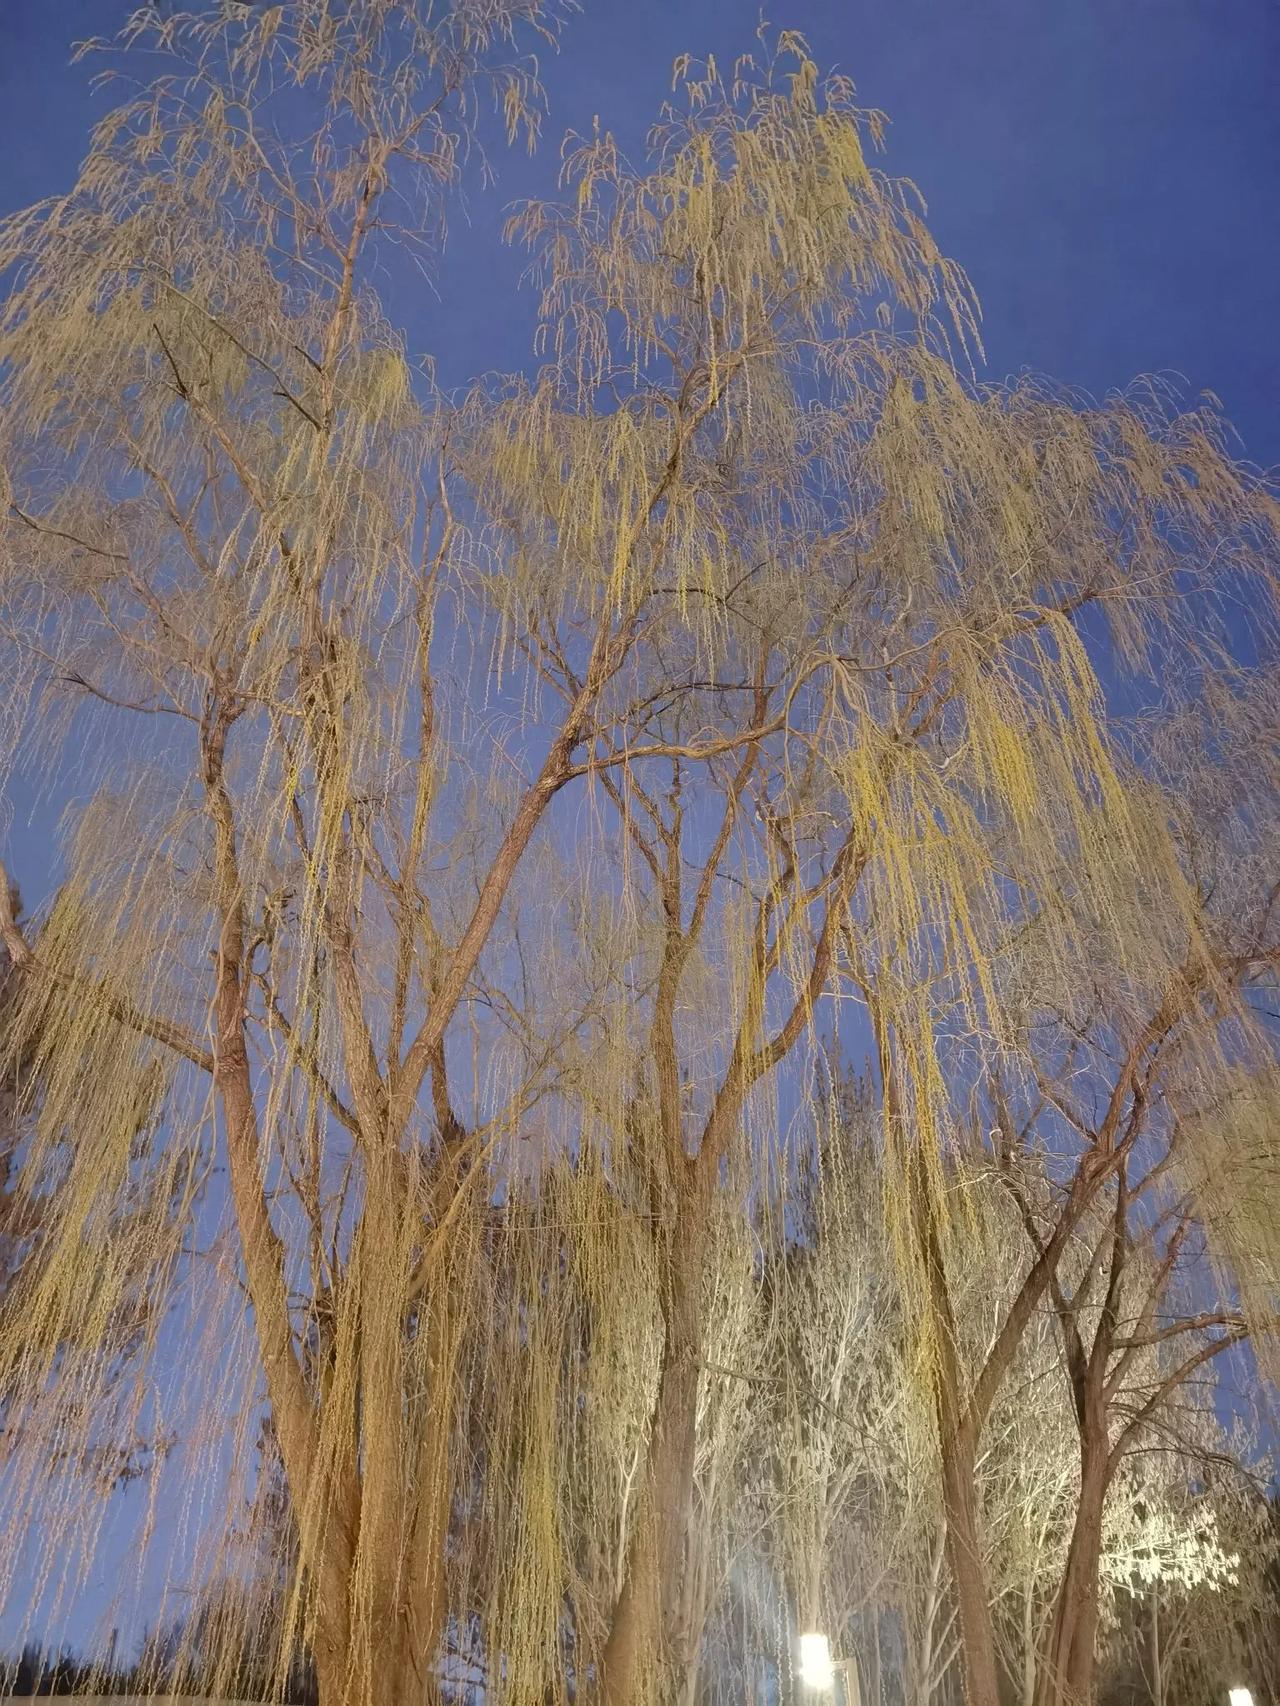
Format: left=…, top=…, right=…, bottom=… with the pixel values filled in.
left=1037, top=1443, right=1109, bottom=1706
left=913, top=1171, right=1002, bottom=1706
left=313, top=1643, right=345, bottom=1706
left=599, top=1209, right=708, bottom=1704
left=937, top=1422, right=1003, bottom=1706
left=1149, top=1582, right=1163, bottom=1706
left=315, top=1647, right=426, bottom=1706
left=397, top=1288, right=465, bottom=1701
left=868, top=1608, right=883, bottom=1706
left=914, top=1532, right=945, bottom=1706
left=1020, top=1580, right=1036, bottom=1706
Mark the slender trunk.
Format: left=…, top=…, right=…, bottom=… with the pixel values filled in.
left=1061, top=1454, right=1108, bottom=1706
left=678, top=1532, right=716, bottom=1706
left=395, top=1289, right=465, bottom=1704
left=912, top=1617, right=932, bottom=1706
left=599, top=1207, right=708, bottom=1704
left=1021, top=1580, right=1036, bottom=1706
left=915, top=1532, right=945, bottom=1706
left=1149, top=1582, right=1162, bottom=1706
left=203, top=714, right=358, bottom=1695
left=912, top=1171, right=1001, bottom=1706
left=1037, top=1443, right=1109, bottom=1706
left=937, top=1422, right=1002, bottom=1706
left=801, top=1540, right=824, bottom=1632
left=843, top=1656, right=864, bottom=1706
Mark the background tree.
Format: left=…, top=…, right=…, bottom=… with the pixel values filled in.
left=847, top=662, right=1280, bottom=1706
left=1124, top=1481, right=1280, bottom=1706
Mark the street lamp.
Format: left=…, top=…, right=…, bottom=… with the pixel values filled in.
left=798, top=1632, right=836, bottom=1692
left=797, top=1631, right=859, bottom=1704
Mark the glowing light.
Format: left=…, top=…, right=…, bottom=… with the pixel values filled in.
left=799, top=1631, right=836, bottom=1692
left=1228, top=1691, right=1254, bottom=1706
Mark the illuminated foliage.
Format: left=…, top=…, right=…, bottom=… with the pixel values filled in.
left=0, top=6, right=1276, bottom=1703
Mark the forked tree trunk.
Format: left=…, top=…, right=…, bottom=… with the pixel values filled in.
left=303, top=1290, right=461, bottom=1706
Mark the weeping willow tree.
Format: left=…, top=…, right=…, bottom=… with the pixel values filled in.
left=0, top=4, right=569, bottom=1701
left=1, top=5, right=1279, bottom=1704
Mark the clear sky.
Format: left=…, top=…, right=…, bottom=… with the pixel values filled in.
left=5, top=0, right=1278, bottom=462
left=0, top=0, right=1277, bottom=1660
left=2, top=0, right=1278, bottom=906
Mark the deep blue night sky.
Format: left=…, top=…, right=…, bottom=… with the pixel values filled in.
left=2, top=4, right=1278, bottom=865
left=1, top=0, right=1277, bottom=1658
left=4, top=0, right=1279, bottom=457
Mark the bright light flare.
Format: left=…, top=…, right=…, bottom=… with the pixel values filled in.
left=1229, top=1691, right=1254, bottom=1706
left=799, top=1631, right=836, bottom=1692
